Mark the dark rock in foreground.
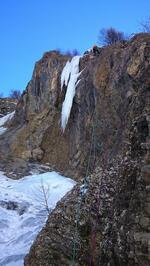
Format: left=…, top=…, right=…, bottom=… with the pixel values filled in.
left=24, top=152, right=150, bottom=265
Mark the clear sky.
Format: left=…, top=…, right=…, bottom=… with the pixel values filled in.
left=0, top=0, right=150, bottom=96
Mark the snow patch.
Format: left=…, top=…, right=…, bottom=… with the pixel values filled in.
left=0, top=127, right=7, bottom=135
left=61, top=56, right=81, bottom=131
left=0, top=111, right=15, bottom=135
left=0, top=171, right=75, bottom=266
left=0, top=111, right=15, bottom=127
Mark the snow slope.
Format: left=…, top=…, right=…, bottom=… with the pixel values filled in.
left=0, top=171, right=75, bottom=266
left=0, top=111, right=15, bottom=135
left=61, top=56, right=81, bottom=131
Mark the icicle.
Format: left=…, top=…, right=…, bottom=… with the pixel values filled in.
left=60, top=56, right=81, bottom=131
left=61, top=61, right=72, bottom=90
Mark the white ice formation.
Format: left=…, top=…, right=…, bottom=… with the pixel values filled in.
left=61, top=56, right=81, bottom=131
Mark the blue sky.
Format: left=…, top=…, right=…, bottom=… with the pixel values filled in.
left=0, top=0, right=150, bottom=96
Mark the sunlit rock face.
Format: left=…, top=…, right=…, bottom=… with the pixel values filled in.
left=1, top=34, right=150, bottom=180
left=22, top=34, right=150, bottom=266
left=0, top=34, right=149, bottom=265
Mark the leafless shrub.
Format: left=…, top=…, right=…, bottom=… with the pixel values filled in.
left=98, top=27, right=127, bottom=46
left=9, top=89, right=21, bottom=100
left=33, top=178, right=51, bottom=215
left=141, top=17, right=150, bottom=32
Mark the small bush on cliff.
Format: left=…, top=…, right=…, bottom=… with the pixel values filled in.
left=9, top=89, right=21, bottom=100
left=98, top=27, right=126, bottom=45
left=141, top=17, right=150, bottom=32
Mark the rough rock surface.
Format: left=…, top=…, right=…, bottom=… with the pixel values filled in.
left=23, top=34, right=150, bottom=265
left=0, top=97, right=17, bottom=117
left=1, top=34, right=150, bottom=180
left=0, top=34, right=150, bottom=265
left=24, top=137, right=150, bottom=266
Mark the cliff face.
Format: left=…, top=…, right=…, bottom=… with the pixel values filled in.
left=23, top=34, right=150, bottom=265
left=0, top=34, right=149, bottom=265
left=2, top=34, right=150, bottom=180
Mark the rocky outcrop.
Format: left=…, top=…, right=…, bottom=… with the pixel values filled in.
left=24, top=138, right=150, bottom=265
left=0, top=34, right=149, bottom=265
left=23, top=34, right=150, bottom=265
left=0, top=97, right=17, bottom=117
left=1, top=34, right=150, bottom=180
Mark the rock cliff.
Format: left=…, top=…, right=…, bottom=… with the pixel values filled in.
left=24, top=34, right=149, bottom=265
left=1, top=34, right=150, bottom=179
left=0, top=34, right=150, bottom=265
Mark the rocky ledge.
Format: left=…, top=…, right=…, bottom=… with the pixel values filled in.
left=0, top=97, right=17, bottom=117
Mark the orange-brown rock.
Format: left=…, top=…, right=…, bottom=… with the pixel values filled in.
left=1, top=34, right=149, bottom=180
left=0, top=34, right=150, bottom=265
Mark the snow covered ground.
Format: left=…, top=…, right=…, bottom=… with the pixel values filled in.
left=0, top=171, right=75, bottom=266
left=0, top=111, right=15, bottom=135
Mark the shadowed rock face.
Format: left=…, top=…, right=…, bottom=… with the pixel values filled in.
left=1, top=34, right=150, bottom=180
left=22, top=34, right=150, bottom=265
left=24, top=155, right=150, bottom=266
